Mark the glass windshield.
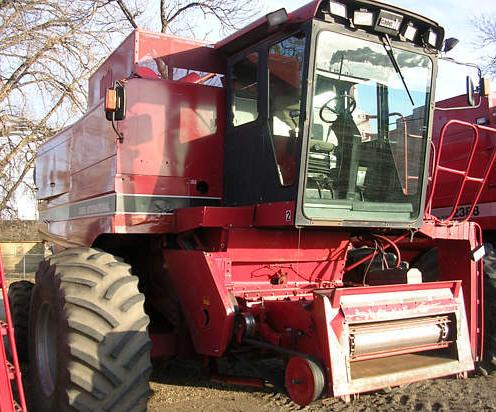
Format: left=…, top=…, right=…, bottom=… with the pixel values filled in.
left=304, top=31, right=432, bottom=223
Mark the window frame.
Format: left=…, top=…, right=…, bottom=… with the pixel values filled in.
left=266, top=31, right=308, bottom=187
left=229, top=50, right=261, bottom=128
left=294, top=19, right=437, bottom=229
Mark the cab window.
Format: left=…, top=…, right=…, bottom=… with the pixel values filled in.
left=268, top=33, right=306, bottom=186
left=231, top=52, right=259, bottom=126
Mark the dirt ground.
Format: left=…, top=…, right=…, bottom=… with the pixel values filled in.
left=13, top=351, right=496, bottom=411
left=147, top=358, right=496, bottom=412
left=7, top=319, right=496, bottom=411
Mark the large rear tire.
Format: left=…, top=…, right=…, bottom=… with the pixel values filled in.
left=484, top=243, right=496, bottom=364
left=8, top=280, right=34, bottom=361
left=28, top=248, right=152, bottom=412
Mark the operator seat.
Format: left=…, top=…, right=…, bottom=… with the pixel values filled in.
left=331, top=113, right=362, bottom=200
left=307, top=124, right=335, bottom=195
left=361, top=139, right=405, bottom=202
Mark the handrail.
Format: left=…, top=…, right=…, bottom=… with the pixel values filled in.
left=426, top=119, right=496, bottom=223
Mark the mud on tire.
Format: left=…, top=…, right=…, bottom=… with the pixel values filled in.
left=8, top=280, right=34, bottom=361
left=29, top=247, right=152, bottom=412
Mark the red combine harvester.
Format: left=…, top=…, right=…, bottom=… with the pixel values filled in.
left=9, top=0, right=491, bottom=409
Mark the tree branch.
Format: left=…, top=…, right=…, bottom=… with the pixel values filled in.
left=114, top=0, right=138, bottom=29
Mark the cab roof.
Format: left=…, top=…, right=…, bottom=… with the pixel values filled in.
left=215, top=0, right=443, bottom=56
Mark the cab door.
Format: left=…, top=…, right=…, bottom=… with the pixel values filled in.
left=224, top=50, right=265, bottom=206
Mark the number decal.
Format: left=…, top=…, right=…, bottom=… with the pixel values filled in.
left=285, top=210, right=292, bottom=222
left=454, top=205, right=480, bottom=218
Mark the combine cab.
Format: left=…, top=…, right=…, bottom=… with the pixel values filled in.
left=25, top=0, right=489, bottom=409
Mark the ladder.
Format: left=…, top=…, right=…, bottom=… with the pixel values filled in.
left=0, top=254, right=27, bottom=412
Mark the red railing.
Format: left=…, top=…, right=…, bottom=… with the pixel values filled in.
left=426, top=119, right=496, bottom=223
left=0, top=255, right=27, bottom=412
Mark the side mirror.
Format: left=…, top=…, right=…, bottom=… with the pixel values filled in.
left=481, top=77, right=491, bottom=97
left=105, top=83, right=126, bottom=121
left=466, top=76, right=475, bottom=107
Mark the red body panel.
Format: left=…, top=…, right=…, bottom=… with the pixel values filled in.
left=88, top=30, right=215, bottom=110
left=254, top=201, right=296, bottom=227
left=163, top=250, right=237, bottom=356
left=36, top=99, right=117, bottom=204
left=37, top=49, right=225, bottom=244
left=117, top=78, right=224, bottom=197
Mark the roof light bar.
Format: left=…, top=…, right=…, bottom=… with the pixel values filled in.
left=329, top=1, right=347, bottom=19
left=353, top=9, right=374, bottom=27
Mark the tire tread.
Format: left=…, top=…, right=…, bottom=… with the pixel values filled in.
left=30, top=248, right=151, bottom=411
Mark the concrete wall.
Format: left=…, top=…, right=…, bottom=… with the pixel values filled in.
left=0, top=220, right=44, bottom=274
left=0, top=220, right=40, bottom=242
left=0, top=242, right=44, bottom=274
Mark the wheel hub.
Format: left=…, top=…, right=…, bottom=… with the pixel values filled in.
left=36, top=301, right=58, bottom=397
left=285, top=356, right=325, bottom=406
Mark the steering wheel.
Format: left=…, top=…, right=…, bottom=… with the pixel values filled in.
left=319, top=94, right=357, bottom=124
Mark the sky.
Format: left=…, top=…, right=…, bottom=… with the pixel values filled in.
left=15, top=0, right=496, bottom=219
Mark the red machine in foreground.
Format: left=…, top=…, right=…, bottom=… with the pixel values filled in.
left=11, top=0, right=490, bottom=409
left=0, top=254, right=27, bottom=412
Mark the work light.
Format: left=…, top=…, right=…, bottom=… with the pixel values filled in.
left=329, top=1, right=347, bottom=19
left=426, top=29, right=438, bottom=47
left=353, top=9, right=374, bottom=26
left=267, top=8, right=288, bottom=27
left=401, top=23, right=417, bottom=41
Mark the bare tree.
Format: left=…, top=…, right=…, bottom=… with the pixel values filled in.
left=0, top=0, right=259, bottom=218
left=157, top=0, right=259, bottom=36
left=0, top=0, right=141, bottom=218
left=474, top=15, right=496, bottom=78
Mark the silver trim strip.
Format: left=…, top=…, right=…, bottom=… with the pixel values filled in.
left=39, top=193, right=220, bottom=222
